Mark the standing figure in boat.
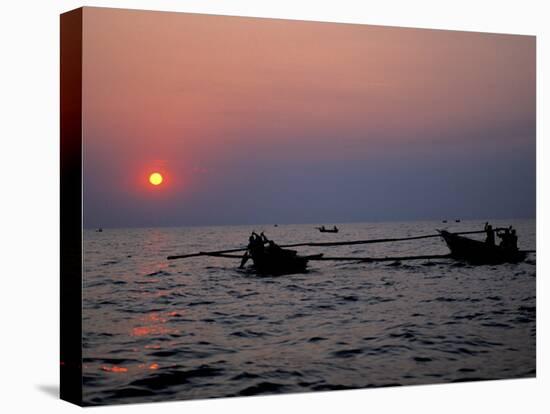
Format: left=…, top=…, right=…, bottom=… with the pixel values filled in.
left=239, top=231, right=310, bottom=274
left=484, top=222, right=495, bottom=246
left=260, top=231, right=269, bottom=244
left=240, top=231, right=265, bottom=268
left=509, top=229, right=518, bottom=251
left=497, top=227, right=518, bottom=251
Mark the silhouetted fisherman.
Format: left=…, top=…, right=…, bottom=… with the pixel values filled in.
left=497, top=228, right=508, bottom=248
left=248, top=232, right=256, bottom=245
left=240, top=232, right=265, bottom=268
left=260, top=231, right=269, bottom=244
left=267, top=240, right=282, bottom=253
left=497, top=227, right=516, bottom=250
left=509, top=229, right=518, bottom=251
left=266, top=239, right=297, bottom=258
left=484, top=222, right=495, bottom=246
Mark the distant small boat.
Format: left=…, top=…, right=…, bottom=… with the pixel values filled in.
left=274, top=224, right=279, bottom=227
left=455, top=219, right=461, bottom=223
left=317, top=226, right=339, bottom=233
left=96, top=228, right=103, bottom=232
left=442, top=220, right=448, bottom=223
left=439, top=230, right=526, bottom=264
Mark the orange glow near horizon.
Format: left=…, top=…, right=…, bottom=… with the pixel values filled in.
left=149, top=172, right=163, bottom=186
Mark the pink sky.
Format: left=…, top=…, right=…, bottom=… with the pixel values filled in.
left=82, top=7, right=535, bottom=227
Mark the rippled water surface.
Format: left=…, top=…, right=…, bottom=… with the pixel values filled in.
left=82, top=219, right=536, bottom=405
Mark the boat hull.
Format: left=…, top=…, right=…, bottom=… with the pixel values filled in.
left=318, top=227, right=339, bottom=233
left=439, top=230, right=526, bottom=265
left=250, top=248, right=316, bottom=275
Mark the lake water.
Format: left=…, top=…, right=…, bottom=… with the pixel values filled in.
left=82, top=219, right=536, bottom=405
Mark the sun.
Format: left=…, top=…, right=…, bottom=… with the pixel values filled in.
left=149, top=172, right=163, bottom=186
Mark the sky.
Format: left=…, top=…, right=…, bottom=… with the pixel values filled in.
left=82, top=7, right=535, bottom=228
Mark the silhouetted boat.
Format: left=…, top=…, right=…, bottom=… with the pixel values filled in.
left=439, top=230, right=526, bottom=264
left=455, top=219, right=461, bottom=223
left=167, top=227, right=532, bottom=271
left=248, top=246, right=321, bottom=275
left=317, top=226, right=339, bottom=233
left=96, top=228, right=103, bottom=232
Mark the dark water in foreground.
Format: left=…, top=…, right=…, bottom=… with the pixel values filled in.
left=82, top=219, right=536, bottom=405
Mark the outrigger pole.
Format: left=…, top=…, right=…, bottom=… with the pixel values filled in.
left=280, top=230, right=488, bottom=248
left=307, top=254, right=452, bottom=262
left=166, top=230, right=489, bottom=261
left=172, top=251, right=453, bottom=262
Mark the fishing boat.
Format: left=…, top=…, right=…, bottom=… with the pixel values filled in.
left=243, top=244, right=321, bottom=275
left=439, top=230, right=526, bottom=264
left=167, top=226, right=532, bottom=274
left=317, top=226, right=339, bottom=233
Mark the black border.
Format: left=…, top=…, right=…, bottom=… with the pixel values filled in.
left=60, top=7, right=83, bottom=406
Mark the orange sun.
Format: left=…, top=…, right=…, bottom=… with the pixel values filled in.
left=149, top=172, right=163, bottom=186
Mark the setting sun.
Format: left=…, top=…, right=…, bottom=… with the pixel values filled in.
left=149, top=172, right=163, bottom=186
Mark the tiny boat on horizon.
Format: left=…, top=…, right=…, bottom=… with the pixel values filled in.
left=317, top=225, right=339, bottom=233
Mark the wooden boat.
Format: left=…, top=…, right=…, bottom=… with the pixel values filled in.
left=439, top=230, right=526, bottom=264
left=246, top=244, right=321, bottom=275
left=317, top=226, right=339, bottom=233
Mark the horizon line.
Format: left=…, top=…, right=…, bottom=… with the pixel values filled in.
left=83, top=215, right=536, bottom=231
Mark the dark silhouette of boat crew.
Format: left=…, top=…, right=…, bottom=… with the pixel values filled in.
left=240, top=232, right=262, bottom=268
left=260, top=231, right=269, bottom=243
left=510, top=229, right=518, bottom=250
left=240, top=231, right=313, bottom=274
left=440, top=223, right=523, bottom=264
left=484, top=222, right=495, bottom=246
left=168, top=222, right=531, bottom=271
left=497, top=227, right=518, bottom=251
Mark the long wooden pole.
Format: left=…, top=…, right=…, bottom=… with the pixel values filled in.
left=166, top=229, right=489, bottom=260
left=280, top=230, right=488, bottom=248
left=178, top=252, right=454, bottom=262
left=167, top=247, right=248, bottom=260
left=309, top=254, right=452, bottom=262
left=178, top=251, right=534, bottom=262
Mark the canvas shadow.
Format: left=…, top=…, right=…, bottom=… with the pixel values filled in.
left=36, top=384, right=59, bottom=399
